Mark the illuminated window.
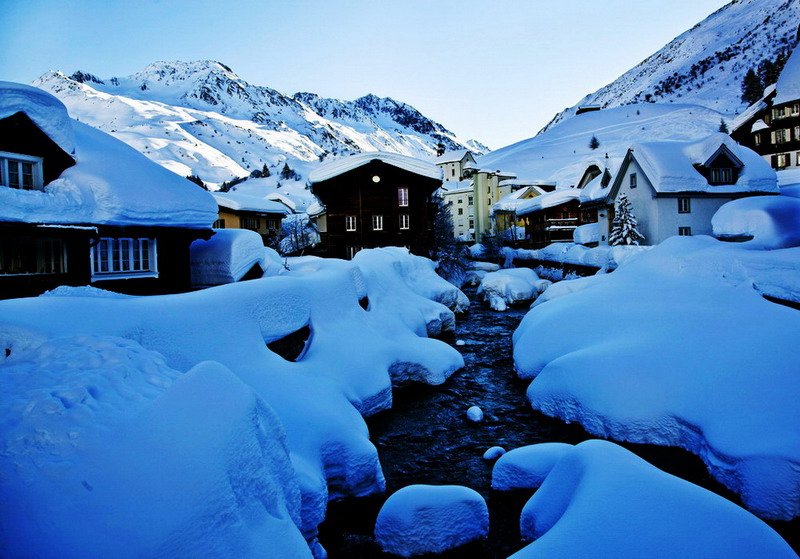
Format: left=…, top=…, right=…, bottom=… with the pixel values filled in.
left=398, top=187, right=409, bottom=207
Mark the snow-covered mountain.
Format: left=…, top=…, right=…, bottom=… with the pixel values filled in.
left=542, top=0, right=799, bottom=133
left=32, top=61, right=487, bottom=197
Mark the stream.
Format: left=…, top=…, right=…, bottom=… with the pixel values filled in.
left=318, top=287, right=799, bottom=558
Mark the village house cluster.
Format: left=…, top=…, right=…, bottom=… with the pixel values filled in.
left=2, top=45, right=798, bottom=299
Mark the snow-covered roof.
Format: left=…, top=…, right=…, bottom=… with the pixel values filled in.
left=491, top=186, right=538, bottom=214
left=516, top=188, right=581, bottom=216
left=440, top=180, right=472, bottom=195
left=0, top=117, right=218, bottom=228
left=433, top=149, right=472, bottom=164
left=213, top=192, right=290, bottom=215
left=732, top=84, right=776, bottom=132
left=306, top=200, right=325, bottom=216
left=577, top=155, right=624, bottom=205
left=630, top=133, right=777, bottom=194
left=308, top=151, right=442, bottom=183
left=0, top=81, right=76, bottom=155
left=751, top=119, right=770, bottom=132
left=773, top=47, right=800, bottom=106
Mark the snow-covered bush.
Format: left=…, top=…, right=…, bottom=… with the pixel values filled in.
left=477, top=268, right=549, bottom=311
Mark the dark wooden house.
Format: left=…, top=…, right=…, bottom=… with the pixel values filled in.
left=731, top=46, right=800, bottom=171
left=517, top=190, right=584, bottom=249
left=308, top=152, right=442, bottom=259
left=212, top=192, right=291, bottom=246
left=1, top=82, right=217, bottom=300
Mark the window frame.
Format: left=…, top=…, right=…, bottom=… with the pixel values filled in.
left=709, top=168, right=733, bottom=185
left=345, top=215, right=357, bottom=232
left=629, top=173, right=637, bottom=189
left=372, top=214, right=383, bottom=231
left=399, top=214, right=410, bottom=230
left=91, top=237, right=158, bottom=280
left=0, top=151, right=44, bottom=191
left=398, top=187, right=409, bottom=207
left=678, top=197, right=691, bottom=214
left=678, top=227, right=692, bottom=237
left=0, top=237, right=67, bottom=276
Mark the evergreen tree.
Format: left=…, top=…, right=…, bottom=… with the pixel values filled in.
left=589, top=135, right=600, bottom=150
left=740, top=69, right=764, bottom=105
left=718, top=118, right=729, bottom=134
left=758, top=58, right=779, bottom=87
left=185, top=174, right=207, bottom=190
left=430, top=200, right=468, bottom=285
left=280, top=163, right=300, bottom=181
left=609, top=194, right=645, bottom=246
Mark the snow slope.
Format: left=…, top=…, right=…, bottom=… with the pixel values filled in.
left=542, top=0, right=799, bottom=132
left=513, top=236, right=800, bottom=520
left=478, top=103, right=725, bottom=185
left=32, top=61, right=486, bottom=202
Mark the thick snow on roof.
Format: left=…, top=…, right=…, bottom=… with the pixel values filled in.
left=433, top=149, right=471, bottom=164
left=516, top=188, right=580, bottom=216
left=190, top=229, right=269, bottom=286
left=712, top=195, right=800, bottom=249
left=512, top=440, right=796, bottom=559
left=492, top=186, right=537, bottom=213
left=0, top=81, right=75, bottom=155
left=440, top=179, right=472, bottom=195
left=308, top=151, right=442, bottom=183
left=514, top=236, right=800, bottom=520
left=631, top=133, right=778, bottom=194
left=732, top=84, right=776, bottom=132
left=773, top=47, right=800, bottom=105
left=213, top=192, right=290, bottom=214
left=0, top=84, right=218, bottom=228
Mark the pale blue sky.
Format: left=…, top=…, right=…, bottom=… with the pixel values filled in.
left=1, top=0, right=729, bottom=148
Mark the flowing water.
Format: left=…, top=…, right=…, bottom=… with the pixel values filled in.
left=319, top=288, right=799, bottom=557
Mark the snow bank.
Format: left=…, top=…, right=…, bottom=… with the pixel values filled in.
left=375, top=485, right=488, bottom=557
left=511, top=440, right=796, bottom=559
left=0, top=337, right=311, bottom=558
left=513, top=236, right=800, bottom=519
left=477, top=268, right=548, bottom=311
left=573, top=222, right=599, bottom=245
left=190, top=228, right=267, bottom=286
left=353, top=247, right=469, bottom=334
left=712, top=195, right=800, bottom=249
left=506, top=242, right=650, bottom=272
left=491, top=443, right=574, bottom=490
left=309, top=151, right=442, bottom=183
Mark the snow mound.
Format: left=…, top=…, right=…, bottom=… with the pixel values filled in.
left=712, top=195, right=800, bottom=249
left=512, top=440, right=796, bottom=559
left=477, top=268, right=545, bottom=311
left=0, top=337, right=311, bottom=558
left=573, top=222, right=599, bottom=246
left=375, top=484, right=488, bottom=557
left=491, top=443, right=574, bottom=490
left=483, top=446, right=506, bottom=460
left=513, top=236, right=800, bottom=520
left=190, top=228, right=267, bottom=286
left=466, top=405, right=484, bottom=422
left=0, top=80, right=75, bottom=154
left=469, top=261, right=501, bottom=272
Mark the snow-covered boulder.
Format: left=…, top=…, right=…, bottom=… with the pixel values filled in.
left=466, top=405, right=484, bottom=422
left=491, top=443, right=574, bottom=490
left=512, top=440, right=796, bottom=559
left=712, top=195, right=800, bottom=249
left=464, top=269, right=488, bottom=287
left=513, top=236, right=800, bottom=520
left=0, top=337, right=311, bottom=558
left=573, top=222, right=599, bottom=246
left=483, top=446, right=506, bottom=460
left=190, top=228, right=267, bottom=286
left=468, top=261, right=501, bottom=272
left=477, top=268, right=547, bottom=311
left=375, top=485, right=489, bottom=557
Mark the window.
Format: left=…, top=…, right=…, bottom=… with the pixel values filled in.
left=0, top=152, right=43, bottom=191
left=213, top=218, right=226, bottom=229
left=451, top=168, right=456, bottom=177
left=793, top=103, right=800, bottom=116
left=773, top=153, right=791, bottom=169
left=399, top=214, right=410, bottom=230
left=709, top=168, right=733, bottom=185
left=0, top=237, right=66, bottom=275
left=345, top=215, right=357, bottom=231
left=468, top=196, right=473, bottom=205
left=346, top=246, right=361, bottom=260
left=629, top=173, right=637, bottom=188
left=795, top=126, right=800, bottom=141
left=678, top=227, right=692, bottom=236
left=398, top=187, right=409, bottom=207
left=772, top=129, right=791, bottom=144
left=754, top=133, right=761, bottom=146
left=241, top=217, right=260, bottom=231
left=469, top=219, right=474, bottom=228
left=372, top=214, right=383, bottom=231
left=457, top=198, right=463, bottom=204
left=678, top=197, right=691, bottom=213
left=457, top=208, right=464, bottom=215
left=267, top=219, right=280, bottom=231
left=91, top=238, right=157, bottom=279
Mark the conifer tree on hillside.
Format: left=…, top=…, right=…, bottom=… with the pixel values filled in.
left=589, top=135, right=600, bottom=150
left=740, top=69, right=764, bottom=105
left=610, top=194, right=645, bottom=246
left=718, top=118, right=729, bottom=134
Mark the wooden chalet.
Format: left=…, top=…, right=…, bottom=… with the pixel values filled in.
left=731, top=45, right=800, bottom=171
left=0, top=82, right=217, bottom=299
left=213, top=192, right=292, bottom=246
left=308, top=152, right=442, bottom=259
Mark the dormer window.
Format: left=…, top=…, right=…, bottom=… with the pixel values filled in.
left=709, top=168, right=733, bottom=185
left=0, top=151, right=43, bottom=191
